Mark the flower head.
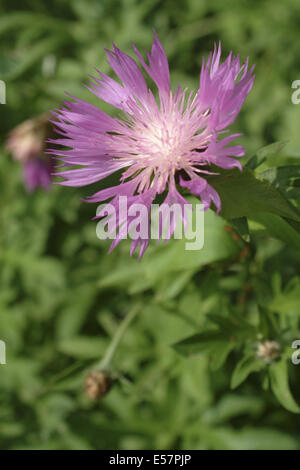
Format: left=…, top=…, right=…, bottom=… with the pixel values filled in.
left=50, top=32, right=255, bottom=257
left=6, top=113, right=53, bottom=192
left=257, top=340, right=281, bottom=364
left=84, top=371, right=112, bottom=401
left=22, top=157, right=53, bottom=193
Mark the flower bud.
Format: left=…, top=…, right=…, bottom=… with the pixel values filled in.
left=6, top=113, right=54, bottom=192
left=257, top=340, right=280, bottom=363
left=6, top=113, right=51, bottom=163
left=84, top=371, right=112, bottom=401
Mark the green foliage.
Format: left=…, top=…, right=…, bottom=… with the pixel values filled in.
left=1, top=0, right=300, bottom=451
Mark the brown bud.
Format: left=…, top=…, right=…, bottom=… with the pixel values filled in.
left=6, top=113, right=52, bottom=163
left=84, top=371, right=112, bottom=401
left=257, top=340, right=280, bottom=363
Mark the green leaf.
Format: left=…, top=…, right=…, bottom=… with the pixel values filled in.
left=245, top=141, right=287, bottom=170
left=231, top=354, right=266, bottom=389
left=259, top=165, right=300, bottom=201
left=269, top=358, right=300, bottom=413
left=249, top=212, right=300, bottom=250
left=172, top=313, right=256, bottom=370
left=269, top=278, right=300, bottom=316
left=57, top=336, right=107, bottom=359
left=210, top=341, right=236, bottom=370
left=231, top=217, right=250, bottom=242
left=173, top=330, right=236, bottom=369
left=206, top=168, right=300, bottom=222
left=203, top=394, right=264, bottom=424
left=258, top=306, right=279, bottom=338
left=174, top=330, right=226, bottom=355
left=209, top=313, right=256, bottom=341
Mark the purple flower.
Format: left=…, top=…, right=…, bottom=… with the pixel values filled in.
left=50, top=32, right=255, bottom=257
left=23, top=157, right=52, bottom=193
left=6, top=114, right=53, bottom=192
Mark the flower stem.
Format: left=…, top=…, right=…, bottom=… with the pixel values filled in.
left=96, top=303, right=141, bottom=371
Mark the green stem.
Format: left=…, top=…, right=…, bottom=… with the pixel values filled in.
left=96, top=303, right=141, bottom=371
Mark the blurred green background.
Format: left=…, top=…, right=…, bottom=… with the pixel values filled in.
left=1, top=0, right=300, bottom=450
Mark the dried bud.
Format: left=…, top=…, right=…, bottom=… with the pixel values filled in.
left=84, top=371, right=112, bottom=401
left=257, top=340, right=281, bottom=363
left=6, top=113, right=52, bottom=163
left=6, top=113, right=54, bottom=192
